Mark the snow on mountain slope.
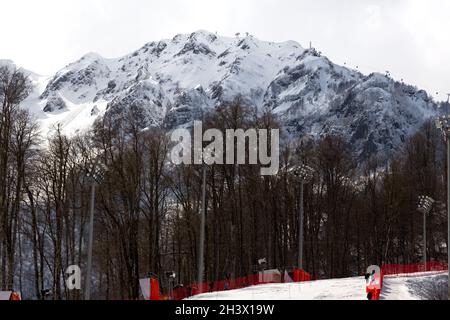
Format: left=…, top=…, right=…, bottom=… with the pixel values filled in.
left=188, top=272, right=448, bottom=300
left=7, top=30, right=438, bottom=159
left=266, top=50, right=436, bottom=160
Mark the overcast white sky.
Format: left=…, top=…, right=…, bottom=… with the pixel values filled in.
left=1, top=0, right=449, bottom=100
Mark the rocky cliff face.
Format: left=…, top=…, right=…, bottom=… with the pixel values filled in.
left=7, top=30, right=438, bottom=160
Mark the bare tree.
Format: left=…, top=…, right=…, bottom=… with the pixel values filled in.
left=0, top=66, right=34, bottom=291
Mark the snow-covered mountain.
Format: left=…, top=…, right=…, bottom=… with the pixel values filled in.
left=5, top=30, right=438, bottom=160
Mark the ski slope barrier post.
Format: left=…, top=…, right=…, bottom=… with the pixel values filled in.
left=150, top=277, right=161, bottom=300
left=365, top=265, right=381, bottom=300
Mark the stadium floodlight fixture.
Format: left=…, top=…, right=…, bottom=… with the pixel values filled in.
left=293, top=164, right=315, bottom=183
left=436, top=115, right=450, bottom=139
left=417, top=196, right=435, bottom=215
left=86, top=162, right=107, bottom=184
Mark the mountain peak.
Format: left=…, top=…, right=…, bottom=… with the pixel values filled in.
left=0, top=59, right=16, bottom=67
left=80, top=52, right=104, bottom=62
left=189, top=30, right=218, bottom=42
left=16, top=31, right=437, bottom=161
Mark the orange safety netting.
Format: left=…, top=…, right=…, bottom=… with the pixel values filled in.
left=381, top=262, right=448, bottom=276
left=293, top=269, right=311, bottom=282
left=374, top=261, right=449, bottom=300
left=171, top=269, right=310, bottom=300
left=150, top=278, right=161, bottom=300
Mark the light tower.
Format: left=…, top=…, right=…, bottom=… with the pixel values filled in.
left=292, top=164, right=314, bottom=270
left=435, top=108, right=450, bottom=300
left=197, top=163, right=207, bottom=292
left=417, top=195, right=435, bottom=270
left=84, top=161, right=106, bottom=300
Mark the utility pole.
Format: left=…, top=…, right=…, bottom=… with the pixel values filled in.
left=197, top=163, right=207, bottom=292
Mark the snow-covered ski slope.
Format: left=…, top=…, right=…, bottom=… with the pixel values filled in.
left=381, top=271, right=448, bottom=300
left=188, top=271, right=448, bottom=300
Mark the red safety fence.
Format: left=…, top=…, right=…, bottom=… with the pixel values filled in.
left=171, top=269, right=311, bottom=300
left=163, top=263, right=449, bottom=300
left=293, top=269, right=311, bottom=282
left=366, top=262, right=449, bottom=300
left=381, top=262, right=448, bottom=276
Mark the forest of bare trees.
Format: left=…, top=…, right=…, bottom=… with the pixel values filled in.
left=1, top=67, right=448, bottom=299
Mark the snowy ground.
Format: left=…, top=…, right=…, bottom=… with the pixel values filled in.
left=188, top=271, right=448, bottom=300
left=188, top=277, right=367, bottom=300
left=381, top=271, right=448, bottom=300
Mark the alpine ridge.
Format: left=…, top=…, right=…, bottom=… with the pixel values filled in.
left=5, top=30, right=438, bottom=160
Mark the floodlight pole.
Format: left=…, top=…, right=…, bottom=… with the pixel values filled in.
left=298, top=182, right=305, bottom=270
left=435, top=112, right=450, bottom=299
left=197, top=163, right=207, bottom=291
left=423, top=208, right=427, bottom=269
left=85, top=181, right=95, bottom=300
left=447, top=137, right=450, bottom=300
left=293, top=164, right=313, bottom=271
